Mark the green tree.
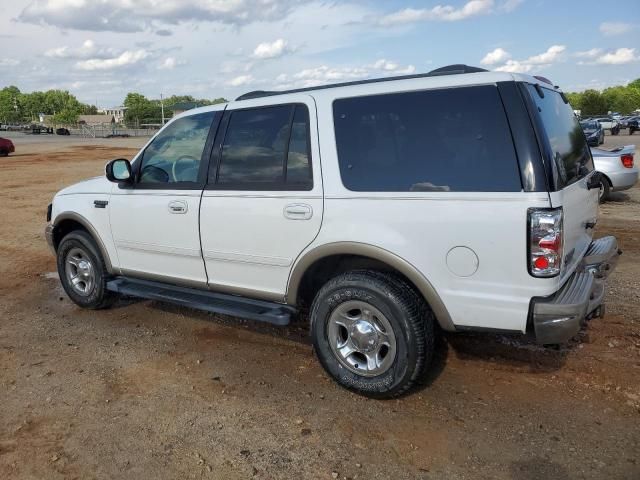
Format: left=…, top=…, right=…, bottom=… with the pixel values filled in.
left=123, top=92, right=162, bottom=125
left=577, top=89, right=608, bottom=116
left=0, top=86, right=22, bottom=123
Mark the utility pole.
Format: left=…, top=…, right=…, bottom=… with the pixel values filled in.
left=160, top=93, right=165, bottom=126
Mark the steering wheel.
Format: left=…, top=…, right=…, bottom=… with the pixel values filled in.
left=172, top=155, right=199, bottom=182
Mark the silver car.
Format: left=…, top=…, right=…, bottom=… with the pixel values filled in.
left=591, top=145, right=638, bottom=201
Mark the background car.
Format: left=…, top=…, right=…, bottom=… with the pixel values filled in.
left=580, top=119, right=604, bottom=146
left=0, top=137, right=15, bottom=156
left=595, top=117, right=620, bottom=135
left=627, top=117, right=639, bottom=135
left=591, top=145, right=638, bottom=201
left=56, top=127, right=71, bottom=135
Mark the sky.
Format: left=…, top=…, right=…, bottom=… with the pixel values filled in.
left=0, top=0, right=638, bottom=108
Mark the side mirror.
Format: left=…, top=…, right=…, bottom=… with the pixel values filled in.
left=106, top=158, right=133, bottom=184
left=587, top=171, right=603, bottom=191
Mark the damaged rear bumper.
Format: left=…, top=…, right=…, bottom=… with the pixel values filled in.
left=530, top=236, right=621, bottom=345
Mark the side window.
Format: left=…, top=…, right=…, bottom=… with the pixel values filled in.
left=526, top=85, right=593, bottom=189
left=286, top=106, right=312, bottom=188
left=138, top=111, right=214, bottom=185
left=214, top=104, right=312, bottom=190
left=333, top=86, right=522, bottom=192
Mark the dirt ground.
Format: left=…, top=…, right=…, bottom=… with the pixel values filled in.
left=1, top=132, right=639, bottom=480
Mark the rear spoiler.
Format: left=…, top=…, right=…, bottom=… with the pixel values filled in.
left=590, top=145, right=635, bottom=158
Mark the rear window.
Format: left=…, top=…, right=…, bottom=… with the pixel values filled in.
left=526, top=85, right=593, bottom=189
left=332, top=85, right=522, bottom=192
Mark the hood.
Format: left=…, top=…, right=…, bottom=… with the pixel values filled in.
left=56, top=175, right=113, bottom=196
left=583, top=129, right=597, bottom=135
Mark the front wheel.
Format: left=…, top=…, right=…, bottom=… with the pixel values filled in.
left=310, top=270, right=434, bottom=398
left=57, top=230, right=116, bottom=309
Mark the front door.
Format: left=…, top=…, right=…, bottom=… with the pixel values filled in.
left=109, top=109, right=221, bottom=287
left=199, top=96, right=323, bottom=300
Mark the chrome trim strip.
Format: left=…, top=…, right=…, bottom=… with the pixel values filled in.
left=203, top=250, right=292, bottom=267
left=115, top=239, right=202, bottom=258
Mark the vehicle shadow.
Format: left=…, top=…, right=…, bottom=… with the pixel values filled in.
left=443, top=330, right=573, bottom=373
left=605, top=191, right=631, bottom=203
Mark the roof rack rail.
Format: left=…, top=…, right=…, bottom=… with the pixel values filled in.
left=426, top=64, right=488, bottom=76
left=234, top=64, right=488, bottom=101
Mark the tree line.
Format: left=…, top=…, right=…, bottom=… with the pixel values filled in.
left=122, top=93, right=227, bottom=126
left=566, top=78, right=640, bottom=116
left=0, top=86, right=227, bottom=126
left=3, top=77, right=638, bottom=126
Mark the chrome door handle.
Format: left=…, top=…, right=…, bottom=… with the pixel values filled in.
left=284, top=203, right=312, bottom=220
left=168, top=200, right=188, bottom=214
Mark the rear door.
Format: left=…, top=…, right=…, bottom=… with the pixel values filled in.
left=199, top=95, right=322, bottom=300
left=524, top=84, right=599, bottom=284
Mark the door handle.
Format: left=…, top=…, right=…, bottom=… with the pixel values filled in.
left=168, top=200, right=188, bottom=214
left=284, top=203, right=313, bottom=220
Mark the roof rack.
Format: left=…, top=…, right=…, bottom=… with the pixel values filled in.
left=235, top=64, right=489, bottom=101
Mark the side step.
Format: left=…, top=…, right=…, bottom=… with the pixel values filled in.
left=106, top=277, right=295, bottom=326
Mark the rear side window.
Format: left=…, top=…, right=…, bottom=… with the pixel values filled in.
left=215, top=104, right=312, bottom=190
left=333, top=86, right=521, bottom=192
left=526, top=85, right=593, bottom=189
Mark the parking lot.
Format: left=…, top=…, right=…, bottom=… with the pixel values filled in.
left=1, top=131, right=639, bottom=479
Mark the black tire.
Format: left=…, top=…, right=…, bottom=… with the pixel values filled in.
left=598, top=177, right=611, bottom=203
left=0, top=150, right=7, bottom=157
left=56, top=230, right=116, bottom=309
left=310, top=270, right=434, bottom=398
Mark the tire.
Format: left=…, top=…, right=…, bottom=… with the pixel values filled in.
left=310, top=270, right=434, bottom=398
left=56, top=230, right=116, bottom=309
left=598, top=177, right=611, bottom=203
left=0, top=150, right=7, bottom=157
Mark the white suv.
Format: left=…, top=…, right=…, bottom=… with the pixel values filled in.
left=46, top=64, right=621, bottom=397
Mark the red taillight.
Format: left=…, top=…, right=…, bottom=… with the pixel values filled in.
left=528, top=208, right=563, bottom=277
left=621, top=154, right=634, bottom=168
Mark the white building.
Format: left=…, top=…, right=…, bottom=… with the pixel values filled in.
left=98, top=106, right=127, bottom=123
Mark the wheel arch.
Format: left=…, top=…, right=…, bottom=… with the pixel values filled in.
left=287, top=242, right=455, bottom=332
left=53, top=212, right=115, bottom=274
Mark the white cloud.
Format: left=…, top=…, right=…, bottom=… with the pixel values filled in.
left=252, top=39, right=291, bottom=59
left=18, top=0, right=304, bottom=32
left=45, top=39, right=118, bottom=60
left=379, top=0, right=494, bottom=25
left=226, top=75, right=254, bottom=87
left=599, top=22, right=633, bottom=36
left=480, top=47, right=511, bottom=65
left=158, top=57, right=185, bottom=70
left=526, top=45, right=565, bottom=64
left=575, top=48, right=603, bottom=59
left=274, top=59, right=416, bottom=89
left=0, top=58, right=20, bottom=67
left=595, top=48, right=638, bottom=65
left=76, top=49, right=150, bottom=71
left=494, top=45, right=565, bottom=72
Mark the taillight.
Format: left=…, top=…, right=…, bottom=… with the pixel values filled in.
left=528, top=208, right=563, bottom=277
left=621, top=154, right=634, bottom=168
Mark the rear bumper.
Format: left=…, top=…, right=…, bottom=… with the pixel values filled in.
left=608, top=169, right=639, bottom=192
left=530, top=236, right=621, bottom=344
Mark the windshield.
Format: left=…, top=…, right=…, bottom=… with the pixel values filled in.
left=527, top=85, right=594, bottom=190
left=580, top=121, right=598, bottom=130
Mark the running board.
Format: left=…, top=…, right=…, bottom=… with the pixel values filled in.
left=106, top=277, right=294, bottom=326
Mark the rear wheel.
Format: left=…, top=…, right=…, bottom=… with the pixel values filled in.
left=310, top=270, right=434, bottom=398
left=56, top=230, right=116, bottom=309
